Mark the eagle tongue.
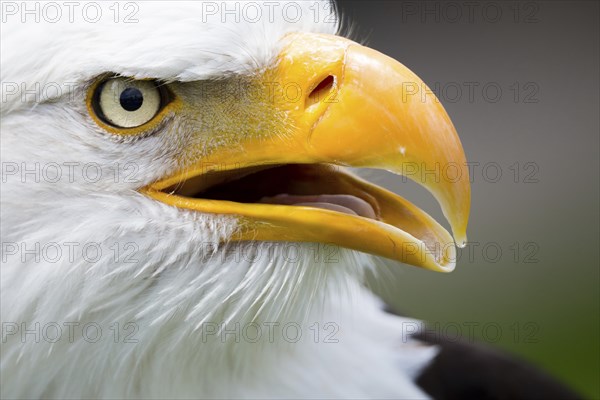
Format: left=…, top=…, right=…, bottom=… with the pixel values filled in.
left=258, top=194, right=376, bottom=219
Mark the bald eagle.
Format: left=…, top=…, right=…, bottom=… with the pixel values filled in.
left=0, top=1, right=579, bottom=399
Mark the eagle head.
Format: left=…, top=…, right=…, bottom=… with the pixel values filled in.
left=1, top=1, right=469, bottom=398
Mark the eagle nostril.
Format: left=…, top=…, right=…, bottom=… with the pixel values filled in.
left=306, top=75, right=335, bottom=109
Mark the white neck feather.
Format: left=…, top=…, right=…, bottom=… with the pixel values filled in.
left=2, top=200, right=435, bottom=398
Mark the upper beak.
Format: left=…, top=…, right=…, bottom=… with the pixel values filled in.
left=142, top=33, right=471, bottom=272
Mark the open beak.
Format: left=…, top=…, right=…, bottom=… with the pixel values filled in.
left=142, top=33, right=471, bottom=272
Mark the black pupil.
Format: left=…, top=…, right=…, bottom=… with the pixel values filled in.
left=119, top=87, right=144, bottom=112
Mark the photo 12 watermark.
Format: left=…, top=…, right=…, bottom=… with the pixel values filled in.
left=399, top=81, right=540, bottom=105
left=397, top=1, right=541, bottom=24
left=1, top=161, right=141, bottom=184
left=198, top=321, right=340, bottom=344
left=402, top=320, right=541, bottom=344
left=2, top=321, right=139, bottom=344
left=1, top=1, right=140, bottom=24
left=198, top=1, right=336, bottom=24
left=1, top=241, right=140, bottom=264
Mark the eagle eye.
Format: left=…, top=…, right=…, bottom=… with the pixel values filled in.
left=90, top=77, right=171, bottom=131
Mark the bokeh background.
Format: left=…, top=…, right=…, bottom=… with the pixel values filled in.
left=336, top=1, right=599, bottom=397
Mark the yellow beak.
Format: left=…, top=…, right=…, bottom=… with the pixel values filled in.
left=142, top=33, right=471, bottom=272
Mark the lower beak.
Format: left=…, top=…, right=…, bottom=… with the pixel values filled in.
left=142, top=33, right=471, bottom=272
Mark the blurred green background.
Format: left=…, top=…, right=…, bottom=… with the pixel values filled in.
left=338, top=1, right=599, bottom=397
